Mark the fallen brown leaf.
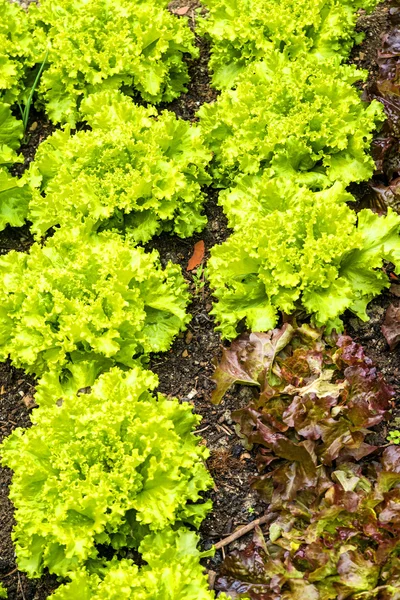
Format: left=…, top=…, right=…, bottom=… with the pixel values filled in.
left=382, top=303, right=400, bottom=350
left=187, top=240, right=205, bottom=271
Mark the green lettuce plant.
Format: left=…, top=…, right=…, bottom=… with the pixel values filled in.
left=28, top=0, right=197, bottom=125
left=49, top=529, right=226, bottom=600
left=208, top=187, right=400, bottom=339
left=200, top=0, right=381, bottom=89
left=198, top=54, right=384, bottom=189
left=28, top=91, right=211, bottom=242
left=1, top=366, right=213, bottom=578
left=0, top=0, right=37, bottom=104
left=0, top=226, right=190, bottom=376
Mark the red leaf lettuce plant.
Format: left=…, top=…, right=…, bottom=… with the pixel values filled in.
left=212, top=325, right=400, bottom=599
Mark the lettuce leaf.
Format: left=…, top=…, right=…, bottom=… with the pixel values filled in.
left=1, top=367, right=213, bottom=578
left=28, top=0, right=197, bottom=125
left=0, top=168, right=30, bottom=231
left=0, top=226, right=190, bottom=375
left=28, top=91, right=211, bottom=242
left=0, top=101, right=31, bottom=231
left=0, top=101, right=23, bottom=164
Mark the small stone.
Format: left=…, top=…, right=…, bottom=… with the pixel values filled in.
left=349, top=317, right=361, bottom=332
left=182, top=349, right=189, bottom=358
left=185, top=331, right=194, bottom=344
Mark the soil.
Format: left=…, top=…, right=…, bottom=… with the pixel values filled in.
left=1, top=2, right=399, bottom=599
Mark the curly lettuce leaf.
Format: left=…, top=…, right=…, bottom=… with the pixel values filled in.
left=28, top=91, right=211, bottom=242
left=0, top=101, right=23, bottom=165
left=1, top=367, right=213, bottom=578
left=29, top=0, right=198, bottom=125
left=0, top=226, right=190, bottom=375
left=0, top=168, right=30, bottom=231
left=0, top=103, right=30, bottom=230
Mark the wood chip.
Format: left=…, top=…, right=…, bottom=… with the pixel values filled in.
left=22, top=394, right=37, bottom=409
left=208, top=571, right=217, bottom=589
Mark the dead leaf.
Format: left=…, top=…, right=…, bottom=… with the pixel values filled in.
left=382, top=303, right=400, bottom=350
left=187, top=240, right=205, bottom=271
left=173, top=6, right=189, bottom=15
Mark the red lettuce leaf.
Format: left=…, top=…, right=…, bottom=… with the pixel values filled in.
left=381, top=303, right=400, bottom=350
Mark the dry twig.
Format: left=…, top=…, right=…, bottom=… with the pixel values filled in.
left=214, top=514, right=271, bottom=550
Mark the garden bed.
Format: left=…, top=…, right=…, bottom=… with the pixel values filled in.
left=0, top=1, right=399, bottom=599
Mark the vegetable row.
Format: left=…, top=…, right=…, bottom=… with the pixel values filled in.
left=0, top=1, right=222, bottom=598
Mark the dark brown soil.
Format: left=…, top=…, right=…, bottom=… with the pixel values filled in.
left=1, top=2, right=399, bottom=599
